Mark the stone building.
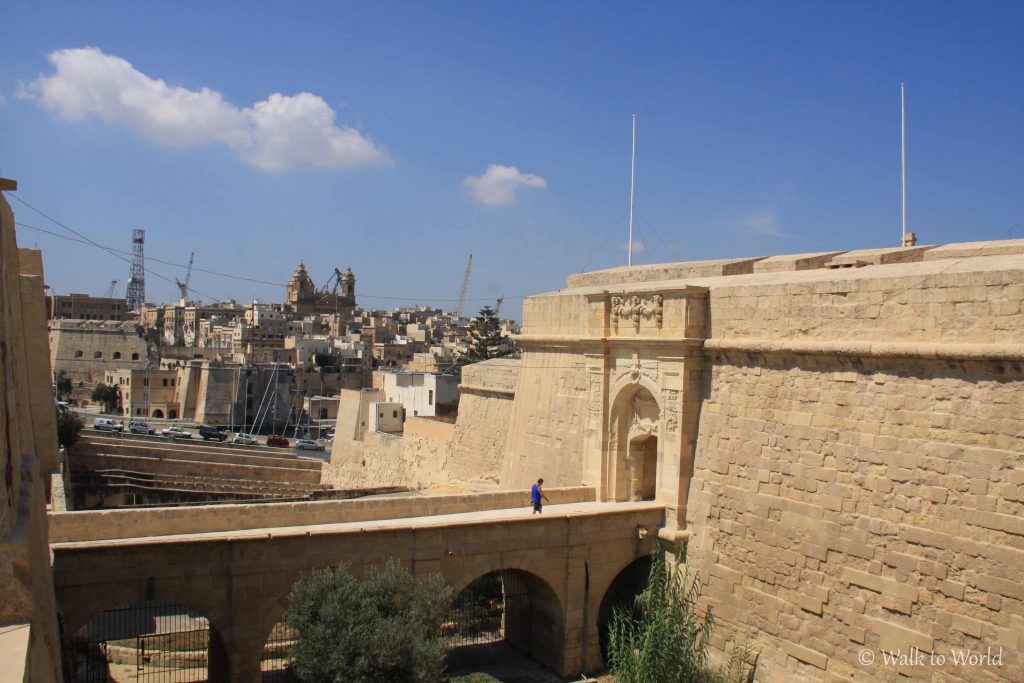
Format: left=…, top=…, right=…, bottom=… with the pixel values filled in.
left=48, top=319, right=149, bottom=399
left=46, top=292, right=130, bottom=321
left=285, top=262, right=356, bottom=318
left=104, top=367, right=181, bottom=419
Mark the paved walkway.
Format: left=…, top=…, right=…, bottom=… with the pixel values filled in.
left=52, top=500, right=664, bottom=549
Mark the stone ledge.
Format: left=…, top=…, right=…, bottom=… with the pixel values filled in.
left=458, top=383, right=515, bottom=397
left=704, top=338, right=1024, bottom=361
left=518, top=334, right=707, bottom=349
left=0, top=623, right=30, bottom=683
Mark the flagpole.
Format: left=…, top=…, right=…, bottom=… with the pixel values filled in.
left=628, top=114, right=637, bottom=266
left=901, top=82, right=908, bottom=246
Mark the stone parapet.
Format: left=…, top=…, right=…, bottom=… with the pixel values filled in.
left=49, top=486, right=597, bottom=543
left=566, top=256, right=764, bottom=288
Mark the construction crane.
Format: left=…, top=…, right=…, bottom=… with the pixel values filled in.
left=175, top=252, right=194, bottom=301
left=454, top=254, right=472, bottom=319
left=103, top=280, right=119, bottom=298
left=318, top=268, right=344, bottom=295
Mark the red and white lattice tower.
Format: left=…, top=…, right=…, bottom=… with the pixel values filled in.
left=125, top=228, right=146, bottom=311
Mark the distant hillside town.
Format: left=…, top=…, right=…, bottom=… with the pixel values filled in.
left=47, top=261, right=519, bottom=431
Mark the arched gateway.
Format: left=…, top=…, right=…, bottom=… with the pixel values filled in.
left=505, top=285, right=708, bottom=536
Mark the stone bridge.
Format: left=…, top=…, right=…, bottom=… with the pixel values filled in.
left=51, top=488, right=664, bottom=681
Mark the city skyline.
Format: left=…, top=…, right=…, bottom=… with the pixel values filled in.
left=2, top=1, right=1022, bottom=319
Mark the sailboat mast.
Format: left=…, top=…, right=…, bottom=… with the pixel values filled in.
left=628, top=113, right=637, bottom=266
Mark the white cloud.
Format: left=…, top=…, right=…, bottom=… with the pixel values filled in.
left=17, top=47, right=386, bottom=171
left=463, top=164, right=547, bottom=205
left=743, top=208, right=789, bottom=237
left=621, top=239, right=647, bottom=255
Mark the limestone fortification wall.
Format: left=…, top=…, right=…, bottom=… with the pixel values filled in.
left=688, top=353, right=1022, bottom=682
left=326, top=361, right=522, bottom=491
left=704, top=254, right=1022, bottom=344
left=322, top=416, right=452, bottom=490
left=680, top=254, right=1024, bottom=682
left=48, top=319, right=148, bottom=396
left=497, top=241, right=1024, bottom=681
left=0, top=187, right=63, bottom=682
left=447, top=359, right=519, bottom=485
left=499, top=349, right=591, bottom=489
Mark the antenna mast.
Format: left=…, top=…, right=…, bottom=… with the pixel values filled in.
left=628, top=114, right=637, bottom=266
left=126, top=228, right=146, bottom=311
left=455, top=254, right=472, bottom=319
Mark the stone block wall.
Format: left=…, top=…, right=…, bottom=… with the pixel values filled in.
left=48, top=320, right=148, bottom=400
left=0, top=189, right=63, bottom=682
left=686, top=354, right=1023, bottom=682
left=705, top=255, right=1023, bottom=344
left=500, top=349, right=591, bottom=489
left=447, top=359, right=519, bottom=485
left=680, top=254, right=1024, bottom=682
left=321, top=419, right=451, bottom=491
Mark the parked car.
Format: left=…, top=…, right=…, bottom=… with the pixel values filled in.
left=161, top=426, right=193, bottom=439
left=294, top=439, right=325, bottom=452
left=199, top=425, right=228, bottom=442
left=266, top=434, right=289, bottom=447
left=232, top=432, right=259, bottom=445
left=324, top=428, right=335, bottom=439
left=93, top=417, right=123, bottom=432
left=129, top=421, right=155, bottom=435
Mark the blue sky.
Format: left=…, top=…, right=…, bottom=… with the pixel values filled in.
left=2, top=1, right=1022, bottom=319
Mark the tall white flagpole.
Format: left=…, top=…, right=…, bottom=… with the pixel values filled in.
left=901, top=82, right=908, bottom=246
left=628, top=114, right=637, bottom=266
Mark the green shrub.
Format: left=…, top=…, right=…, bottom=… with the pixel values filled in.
left=56, top=410, right=83, bottom=449
left=285, top=558, right=453, bottom=682
left=608, top=551, right=714, bottom=683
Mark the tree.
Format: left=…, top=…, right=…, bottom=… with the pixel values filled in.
left=90, top=384, right=120, bottom=414
left=608, top=550, right=715, bottom=683
left=285, top=558, right=453, bottom=682
left=55, top=370, right=73, bottom=401
left=458, top=306, right=513, bottom=365
left=56, top=410, right=84, bottom=449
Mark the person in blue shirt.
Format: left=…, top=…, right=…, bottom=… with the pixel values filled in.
left=531, top=478, right=549, bottom=514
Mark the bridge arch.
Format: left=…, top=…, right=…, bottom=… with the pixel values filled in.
left=69, top=597, right=229, bottom=682
left=593, top=555, right=653, bottom=664
left=447, top=566, right=565, bottom=675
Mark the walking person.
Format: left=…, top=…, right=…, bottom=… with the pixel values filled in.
left=531, top=478, right=549, bottom=514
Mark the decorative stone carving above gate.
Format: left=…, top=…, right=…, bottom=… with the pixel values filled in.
left=662, top=389, right=681, bottom=433
left=611, top=294, right=663, bottom=332
left=627, top=390, right=660, bottom=437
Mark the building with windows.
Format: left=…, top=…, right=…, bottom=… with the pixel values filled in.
left=46, top=292, right=131, bottom=321
left=376, top=370, right=459, bottom=419
left=104, top=368, right=181, bottom=419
